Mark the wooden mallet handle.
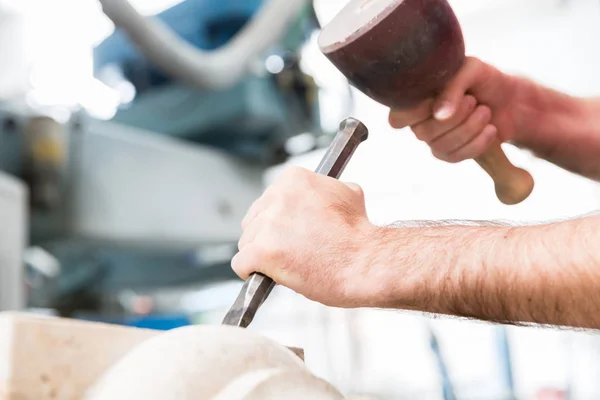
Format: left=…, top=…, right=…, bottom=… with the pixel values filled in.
left=474, top=139, right=534, bottom=205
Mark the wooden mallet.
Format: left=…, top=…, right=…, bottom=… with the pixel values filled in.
left=318, top=0, right=534, bottom=205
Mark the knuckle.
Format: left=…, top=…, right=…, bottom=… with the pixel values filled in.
left=240, top=216, right=249, bottom=231
left=253, top=245, right=268, bottom=259
left=281, top=166, right=306, bottom=183
left=268, top=182, right=296, bottom=202
left=388, top=111, right=407, bottom=128
left=257, top=187, right=278, bottom=209
left=465, top=106, right=491, bottom=131
left=412, top=125, right=429, bottom=142
left=288, top=166, right=308, bottom=177
left=413, top=123, right=443, bottom=144
left=466, top=56, right=483, bottom=72
left=251, top=245, right=267, bottom=261
left=475, top=105, right=492, bottom=122
left=448, top=100, right=473, bottom=128
left=433, top=131, right=464, bottom=154
left=231, top=251, right=249, bottom=274
left=285, top=167, right=315, bottom=187
left=463, top=95, right=477, bottom=112
left=261, top=208, right=282, bottom=225
left=451, top=131, right=493, bottom=161
left=432, top=150, right=449, bottom=162
left=255, top=244, right=283, bottom=263
left=347, top=183, right=364, bottom=198
left=354, top=184, right=365, bottom=197
left=267, top=187, right=288, bottom=205
left=430, top=142, right=445, bottom=154
left=241, top=213, right=254, bottom=231
left=445, top=153, right=463, bottom=163
left=452, top=146, right=477, bottom=162
left=231, top=252, right=240, bottom=269
left=434, top=149, right=461, bottom=164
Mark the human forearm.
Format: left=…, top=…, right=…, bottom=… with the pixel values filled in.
left=362, top=215, right=600, bottom=329
left=513, top=78, right=600, bottom=180
left=231, top=165, right=600, bottom=327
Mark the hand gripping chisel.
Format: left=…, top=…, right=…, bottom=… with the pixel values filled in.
left=222, top=117, right=369, bottom=328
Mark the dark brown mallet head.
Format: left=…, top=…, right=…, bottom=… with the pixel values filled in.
left=319, top=0, right=534, bottom=205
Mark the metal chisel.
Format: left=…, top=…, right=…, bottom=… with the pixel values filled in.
left=222, top=117, right=369, bottom=328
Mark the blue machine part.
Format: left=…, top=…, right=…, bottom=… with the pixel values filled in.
left=77, top=313, right=192, bottom=330
left=93, top=0, right=321, bottom=164
left=123, top=314, right=192, bottom=330
left=427, top=326, right=457, bottom=400
left=94, top=0, right=265, bottom=92
left=495, top=326, right=516, bottom=398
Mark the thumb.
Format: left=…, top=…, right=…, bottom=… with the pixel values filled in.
left=433, top=57, right=485, bottom=121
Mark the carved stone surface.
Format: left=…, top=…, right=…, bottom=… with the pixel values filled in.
left=85, top=325, right=344, bottom=400
left=0, top=313, right=345, bottom=400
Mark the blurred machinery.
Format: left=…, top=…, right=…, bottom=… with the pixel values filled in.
left=0, top=0, right=349, bottom=318
left=0, top=172, right=26, bottom=311
left=94, top=0, right=321, bottom=164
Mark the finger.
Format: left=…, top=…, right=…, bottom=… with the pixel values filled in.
left=444, top=124, right=498, bottom=163
left=433, top=57, right=486, bottom=121
left=237, top=218, right=264, bottom=251
left=241, top=190, right=274, bottom=231
left=343, top=182, right=364, bottom=198
left=430, top=104, right=492, bottom=156
left=241, top=198, right=261, bottom=231
left=231, top=249, right=263, bottom=280
left=231, top=246, right=282, bottom=282
left=412, top=95, right=477, bottom=143
left=388, top=98, right=434, bottom=129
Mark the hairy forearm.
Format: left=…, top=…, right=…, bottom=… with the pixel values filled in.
left=513, top=78, right=600, bottom=180
left=363, top=215, right=600, bottom=329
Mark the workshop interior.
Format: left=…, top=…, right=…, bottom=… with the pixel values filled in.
left=1, top=0, right=600, bottom=398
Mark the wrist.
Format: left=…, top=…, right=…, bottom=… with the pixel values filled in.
left=511, top=77, right=589, bottom=150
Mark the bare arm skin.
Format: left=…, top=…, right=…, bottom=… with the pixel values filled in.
left=365, top=216, right=600, bottom=329
left=232, top=168, right=600, bottom=330
left=514, top=82, right=600, bottom=180
left=389, top=57, right=600, bottom=181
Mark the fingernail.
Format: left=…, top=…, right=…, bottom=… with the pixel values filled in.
left=434, top=102, right=454, bottom=120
